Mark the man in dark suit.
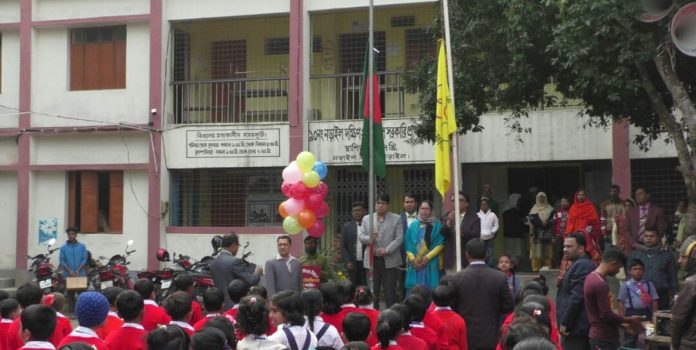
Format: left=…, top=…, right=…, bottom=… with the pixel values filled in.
left=556, top=232, right=595, bottom=350
left=210, top=233, right=263, bottom=310
left=623, top=187, right=668, bottom=251
left=442, top=192, right=481, bottom=270
left=452, top=238, right=513, bottom=350
left=341, top=201, right=367, bottom=287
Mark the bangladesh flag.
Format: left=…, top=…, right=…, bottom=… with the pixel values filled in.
left=359, top=47, right=386, bottom=178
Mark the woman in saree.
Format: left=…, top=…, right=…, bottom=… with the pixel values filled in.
left=404, top=200, right=444, bottom=291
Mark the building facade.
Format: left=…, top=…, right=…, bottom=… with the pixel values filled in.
left=0, top=0, right=683, bottom=272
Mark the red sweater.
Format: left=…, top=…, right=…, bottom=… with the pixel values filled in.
left=5, top=318, right=65, bottom=350
left=432, top=307, right=468, bottom=350
left=320, top=312, right=344, bottom=333
left=57, top=328, right=109, bottom=350
left=190, top=301, right=203, bottom=326
left=18, top=341, right=56, bottom=350
left=371, top=342, right=405, bottom=350
left=355, top=307, right=380, bottom=346
left=423, top=311, right=448, bottom=350
left=96, top=312, right=123, bottom=340
left=141, top=301, right=172, bottom=332
left=105, top=324, right=148, bottom=350
left=0, top=319, right=14, bottom=349
left=497, top=313, right=561, bottom=350
left=409, top=323, right=439, bottom=350
left=170, top=321, right=194, bottom=337
left=55, top=314, right=73, bottom=340
left=223, top=306, right=238, bottom=320
left=193, top=313, right=221, bottom=332
left=397, top=333, right=428, bottom=350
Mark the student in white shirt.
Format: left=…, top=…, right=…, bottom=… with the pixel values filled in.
left=477, top=198, right=499, bottom=265
left=302, top=289, right=344, bottom=350
left=269, top=291, right=318, bottom=350
left=237, top=295, right=285, bottom=350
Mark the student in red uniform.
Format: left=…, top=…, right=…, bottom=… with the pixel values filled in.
left=96, top=286, right=125, bottom=339
left=203, top=316, right=238, bottom=350
left=17, top=305, right=56, bottom=350
left=223, top=279, right=249, bottom=320
left=404, top=295, right=438, bottom=350
left=409, top=286, right=448, bottom=350
left=194, top=287, right=226, bottom=331
left=372, top=310, right=404, bottom=350
left=339, top=280, right=359, bottom=315
left=390, top=303, right=427, bottom=350
left=134, top=278, right=171, bottom=331
left=0, top=299, right=20, bottom=345
left=46, top=293, right=73, bottom=341
left=319, top=282, right=344, bottom=332
left=430, top=285, right=467, bottom=350
left=6, top=283, right=66, bottom=350
left=57, top=292, right=109, bottom=350
left=105, top=290, right=147, bottom=350
left=146, top=324, right=190, bottom=350
left=163, top=291, right=194, bottom=337
left=354, top=286, right=379, bottom=346
left=172, top=274, right=203, bottom=326
left=341, top=312, right=371, bottom=343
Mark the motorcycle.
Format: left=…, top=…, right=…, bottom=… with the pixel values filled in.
left=27, top=238, right=64, bottom=294
left=93, top=240, right=136, bottom=291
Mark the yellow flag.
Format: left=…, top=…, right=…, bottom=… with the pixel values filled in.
left=435, top=40, right=457, bottom=199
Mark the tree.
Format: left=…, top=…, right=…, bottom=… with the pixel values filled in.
left=404, top=0, right=696, bottom=234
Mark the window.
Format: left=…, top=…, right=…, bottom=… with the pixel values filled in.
left=68, top=171, right=123, bottom=233
left=169, top=168, right=284, bottom=227
left=70, top=26, right=126, bottom=90
left=265, top=38, right=289, bottom=55
left=405, top=28, right=435, bottom=69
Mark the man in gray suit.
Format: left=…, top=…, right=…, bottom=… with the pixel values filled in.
left=265, top=235, right=303, bottom=297
left=210, top=233, right=263, bottom=310
left=359, top=192, right=403, bottom=309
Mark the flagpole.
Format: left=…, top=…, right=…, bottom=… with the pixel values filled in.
left=367, top=0, right=375, bottom=290
left=441, top=0, right=463, bottom=272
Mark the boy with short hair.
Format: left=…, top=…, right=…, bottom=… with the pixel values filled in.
left=57, top=292, right=109, bottom=350
left=431, top=285, right=467, bottom=350
left=6, top=283, right=65, bottom=350
left=404, top=295, right=438, bottom=350
left=96, top=286, right=125, bottom=339
left=164, top=291, right=194, bottom=336
left=173, top=273, right=203, bottom=325
left=133, top=279, right=171, bottom=331
left=18, top=305, right=56, bottom=350
left=194, top=287, right=226, bottom=331
left=341, top=312, right=371, bottom=343
left=223, top=279, right=249, bottom=319
left=46, top=293, right=73, bottom=340
left=0, top=299, right=20, bottom=345
left=105, top=290, right=147, bottom=350
left=617, top=258, right=659, bottom=348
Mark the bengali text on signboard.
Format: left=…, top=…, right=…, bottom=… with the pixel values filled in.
left=186, top=129, right=281, bottom=158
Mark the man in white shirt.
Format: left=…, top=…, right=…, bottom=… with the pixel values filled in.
left=265, top=235, right=303, bottom=296
left=477, top=198, right=499, bottom=266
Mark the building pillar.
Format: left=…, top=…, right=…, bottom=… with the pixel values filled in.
left=16, top=0, right=32, bottom=269
left=147, top=0, right=163, bottom=269
left=289, top=0, right=305, bottom=258
left=612, top=120, right=631, bottom=197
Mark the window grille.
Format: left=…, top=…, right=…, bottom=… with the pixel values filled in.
left=631, top=158, right=686, bottom=214
left=391, top=15, right=415, bottom=27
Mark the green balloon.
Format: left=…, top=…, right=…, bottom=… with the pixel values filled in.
left=283, top=216, right=302, bottom=235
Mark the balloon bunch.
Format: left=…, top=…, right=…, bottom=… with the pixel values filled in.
left=279, top=151, right=330, bottom=238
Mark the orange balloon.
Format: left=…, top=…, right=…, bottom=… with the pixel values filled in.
left=297, top=209, right=317, bottom=229
left=278, top=201, right=289, bottom=218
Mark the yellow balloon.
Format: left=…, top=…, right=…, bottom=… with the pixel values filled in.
left=296, top=151, right=316, bottom=173
left=302, top=171, right=320, bottom=188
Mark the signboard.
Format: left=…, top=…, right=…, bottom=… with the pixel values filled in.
left=302, top=266, right=321, bottom=289
left=186, top=129, right=281, bottom=158
left=308, top=119, right=434, bottom=165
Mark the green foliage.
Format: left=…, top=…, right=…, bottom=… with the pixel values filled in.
left=406, top=0, right=696, bottom=150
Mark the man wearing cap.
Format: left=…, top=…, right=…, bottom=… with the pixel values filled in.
left=299, top=236, right=336, bottom=284
left=57, top=292, right=110, bottom=350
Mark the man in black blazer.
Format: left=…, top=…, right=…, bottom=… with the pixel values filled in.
left=441, top=192, right=481, bottom=270
left=556, top=232, right=595, bottom=350
left=452, top=238, right=513, bottom=350
left=341, top=201, right=367, bottom=287
left=210, top=233, right=263, bottom=310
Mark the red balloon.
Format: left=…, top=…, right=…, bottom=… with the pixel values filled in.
left=315, top=201, right=330, bottom=218
left=316, top=182, right=329, bottom=198
left=297, top=209, right=317, bottom=228
left=281, top=181, right=292, bottom=197
left=289, top=182, right=308, bottom=199
left=307, top=221, right=325, bottom=238
left=306, top=193, right=323, bottom=210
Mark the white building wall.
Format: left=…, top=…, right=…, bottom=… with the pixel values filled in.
left=459, top=108, right=613, bottom=163
left=31, top=23, right=150, bottom=127
left=306, top=0, right=437, bottom=11
left=0, top=0, right=19, bottom=23
left=32, top=134, right=150, bottom=165
left=165, top=0, right=289, bottom=21
left=628, top=125, right=678, bottom=159
left=0, top=172, right=17, bottom=269
left=33, top=0, right=149, bottom=21
left=0, top=31, right=20, bottom=129
left=0, top=138, right=18, bottom=165
left=28, top=171, right=150, bottom=271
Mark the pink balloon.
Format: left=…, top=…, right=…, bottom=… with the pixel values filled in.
left=307, top=221, right=325, bottom=238
left=281, top=181, right=292, bottom=197
left=285, top=198, right=305, bottom=216
left=282, top=165, right=303, bottom=184
left=289, top=182, right=308, bottom=199
left=316, top=182, right=329, bottom=198
left=305, top=193, right=323, bottom=210
left=315, top=201, right=330, bottom=218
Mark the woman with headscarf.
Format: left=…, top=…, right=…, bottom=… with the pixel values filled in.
left=671, top=236, right=696, bottom=349
left=404, top=200, right=444, bottom=291
left=528, top=192, right=555, bottom=272
left=557, top=189, right=601, bottom=286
